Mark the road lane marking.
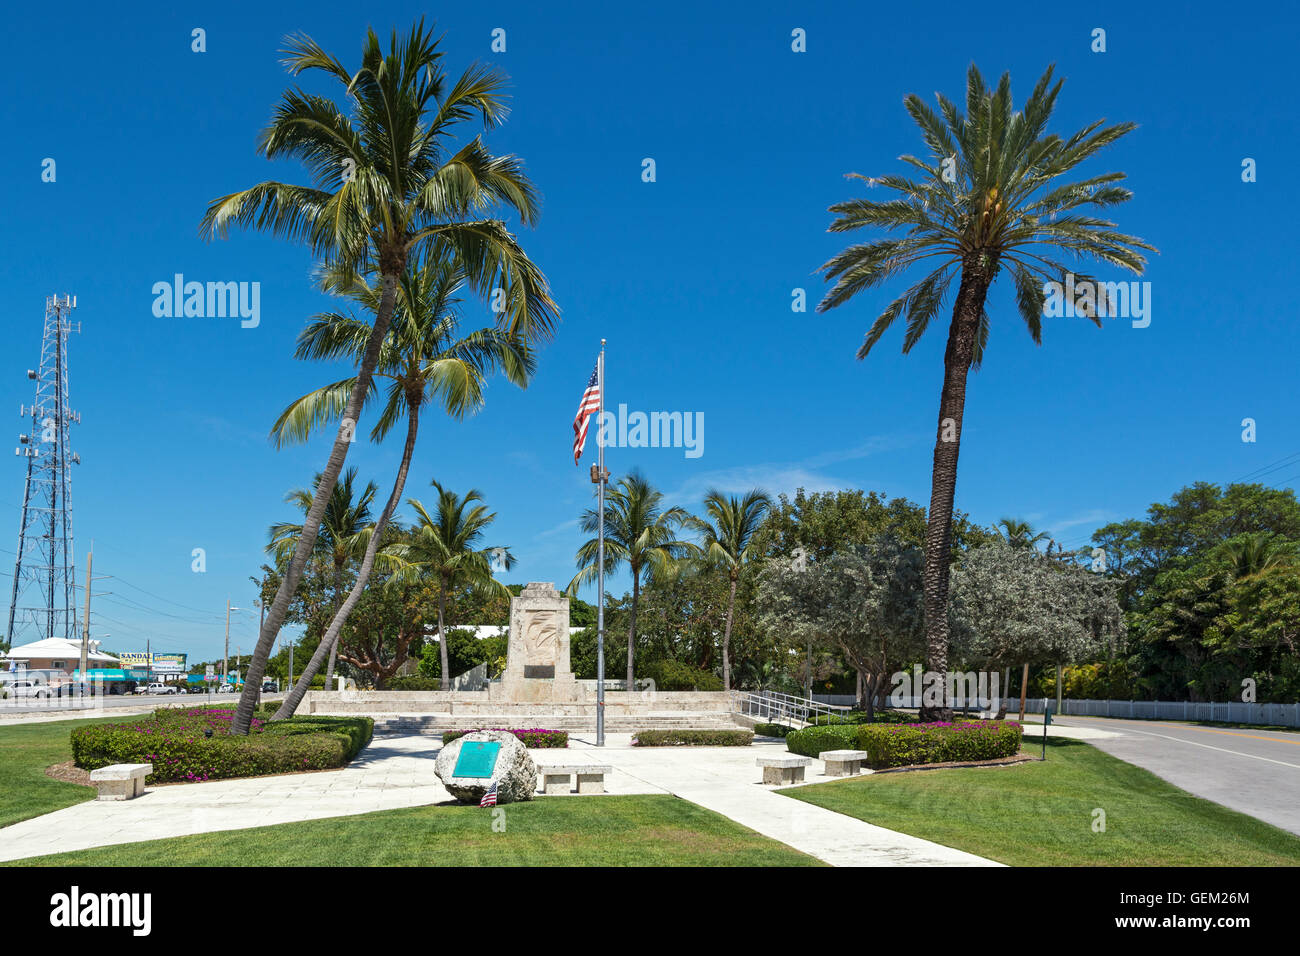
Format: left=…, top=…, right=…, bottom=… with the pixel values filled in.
left=1071, top=724, right=1300, bottom=770
left=1064, top=715, right=1300, bottom=746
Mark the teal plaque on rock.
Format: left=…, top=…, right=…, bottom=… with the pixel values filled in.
left=453, top=741, right=501, bottom=778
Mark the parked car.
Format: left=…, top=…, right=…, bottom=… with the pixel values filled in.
left=145, top=682, right=178, bottom=695
left=0, top=679, right=51, bottom=700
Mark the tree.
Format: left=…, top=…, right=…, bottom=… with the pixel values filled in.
left=994, top=517, right=1048, bottom=551
left=951, top=538, right=1123, bottom=710
left=755, top=537, right=927, bottom=716
left=267, top=466, right=378, bottom=690
left=753, top=487, right=991, bottom=563
left=817, top=65, right=1153, bottom=719
left=1091, top=483, right=1300, bottom=608
left=270, top=254, right=536, bottom=718
left=569, top=472, right=696, bottom=687
left=383, top=482, right=512, bottom=690
left=202, top=21, right=556, bottom=733
left=692, top=489, right=771, bottom=691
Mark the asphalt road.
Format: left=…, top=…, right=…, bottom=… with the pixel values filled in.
left=1046, top=714, right=1300, bottom=836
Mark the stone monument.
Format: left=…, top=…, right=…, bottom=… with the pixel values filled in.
left=434, top=729, right=537, bottom=804
left=499, top=582, right=576, bottom=702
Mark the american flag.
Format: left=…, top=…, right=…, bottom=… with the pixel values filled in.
left=479, top=781, right=498, bottom=808
left=572, top=361, right=601, bottom=464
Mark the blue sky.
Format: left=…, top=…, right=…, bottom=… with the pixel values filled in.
left=2, top=0, right=1297, bottom=661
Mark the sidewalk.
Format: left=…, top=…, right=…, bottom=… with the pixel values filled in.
left=0, top=732, right=999, bottom=867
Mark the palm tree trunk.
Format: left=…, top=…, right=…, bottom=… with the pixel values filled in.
left=232, top=271, right=401, bottom=734
left=438, top=581, right=450, bottom=692
left=273, top=395, right=419, bottom=719
left=626, top=570, right=640, bottom=688
left=325, top=565, right=343, bottom=691
left=721, top=573, right=737, bottom=693
left=919, top=262, right=990, bottom=723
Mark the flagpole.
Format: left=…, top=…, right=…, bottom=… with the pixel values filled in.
left=596, top=339, right=607, bottom=747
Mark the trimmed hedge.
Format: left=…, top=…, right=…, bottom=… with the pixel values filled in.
left=387, top=676, right=440, bottom=691
left=787, top=720, right=1022, bottom=768
left=857, top=720, right=1022, bottom=768
left=752, top=722, right=795, bottom=738
left=785, top=725, right=860, bottom=757
left=70, top=706, right=373, bottom=784
left=632, top=729, right=753, bottom=747
left=441, top=728, right=569, bottom=749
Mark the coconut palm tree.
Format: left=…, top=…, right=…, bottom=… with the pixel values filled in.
left=569, top=472, right=697, bottom=687
left=201, top=21, right=556, bottom=733
left=994, top=517, right=1048, bottom=551
left=816, top=65, right=1154, bottom=719
left=382, top=483, right=513, bottom=690
left=267, top=466, right=378, bottom=689
left=692, top=489, right=771, bottom=692
left=271, top=257, right=535, bottom=717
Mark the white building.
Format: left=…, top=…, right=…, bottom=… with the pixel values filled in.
left=1, top=637, right=118, bottom=675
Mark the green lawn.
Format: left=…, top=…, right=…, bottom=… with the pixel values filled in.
left=780, top=737, right=1300, bottom=866
left=8, top=795, right=822, bottom=866
left=0, top=715, right=124, bottom=828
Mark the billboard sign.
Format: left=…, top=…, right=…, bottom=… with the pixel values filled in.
left=151, top=653, right=186, bottom=674
left=119, top=652, right=152, bottom=668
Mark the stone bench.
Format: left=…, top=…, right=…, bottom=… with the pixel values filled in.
left=819, top=749, right=870, bottom=777
left=89, top=763, right=152, bottom=801
left=537, top=765, right=613, bottom=795
left=757, top=756, right=812, bottom=785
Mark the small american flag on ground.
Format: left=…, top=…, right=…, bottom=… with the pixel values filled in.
left=479, top=781, right=498, bottom=808
left=572, top=361, right=601, bottom=464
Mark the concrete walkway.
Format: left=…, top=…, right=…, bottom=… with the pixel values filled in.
left=546, top=733, right=999, bottom=866
left=0, top=732, right=998, bottom=866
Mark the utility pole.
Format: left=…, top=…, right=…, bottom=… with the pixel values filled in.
left=223, top=600, right=240, bottom=684
left=79, top=546, right=92, bottom=675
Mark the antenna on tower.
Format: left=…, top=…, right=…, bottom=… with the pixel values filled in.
left=6, top=294, right=81, bottom=646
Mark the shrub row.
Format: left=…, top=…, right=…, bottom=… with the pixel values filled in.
left=751, top=722, right=795, bottom=738
left=70, top=707, right=373, bottom=784
left=632, top=729, right=753, bottom=747
left=786, top=720, right=1022, bottom=768
left=441, top=728, right=569, bottom=748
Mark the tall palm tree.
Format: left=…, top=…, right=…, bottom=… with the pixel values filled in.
left=202, top=22, right=556, bottom=733
left=569, top=472, right=696, bottom=687
left=267, top=466, right=378, bottom=689
left=271, top=257, right=535, bottom=717
left=995, top=517, right=1048, bottom=551
left=382, top=483, right=513, bottom=690
left=816, top=65, right=1154, bottom=720
left=692, top=489, right=771, bottom=692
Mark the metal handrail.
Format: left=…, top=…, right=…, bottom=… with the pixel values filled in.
left=731, top=689, right=852, bottom=728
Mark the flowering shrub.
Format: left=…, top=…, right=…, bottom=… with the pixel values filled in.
left=70, top=707, right=373, bottom=784
left=441, top=728, right=569, bottom=748
left=632, top=729, right=753, bottom=747
left=787, top=720, right=1022, bottom=767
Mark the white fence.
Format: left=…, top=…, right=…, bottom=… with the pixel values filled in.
left=1002, top=697, right=1300, bottom=728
